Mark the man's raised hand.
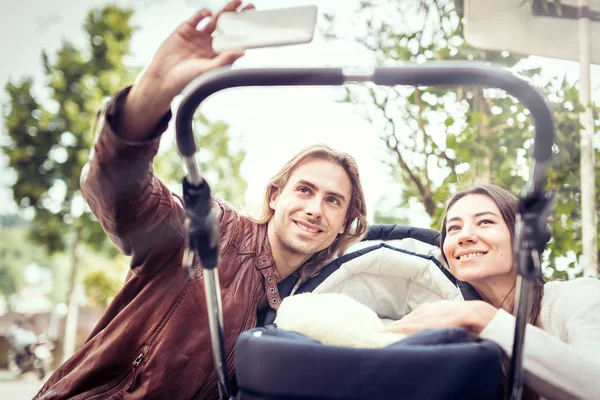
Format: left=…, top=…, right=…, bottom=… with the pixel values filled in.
left=119, top=0, right=254, bottom=141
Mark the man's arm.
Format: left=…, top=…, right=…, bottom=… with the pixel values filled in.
left=479, top=278, right=600, bottom=400
left=80, top=87, right=178, bottom=259
left=80, top=0, right=252, bottom=265
left=116, top=1, right=249, bottom=142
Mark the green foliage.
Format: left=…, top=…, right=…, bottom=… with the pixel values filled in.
left=541, top=78, right=600, bottom=276
left=2, top=5, right=248, bottom=309
left=330, top=0, right=599, bottom=276
left=0, top=267, right=16, bottom=305
left=81, top=250, right=128, bottom=308
left=194, top=115, right=248, bottom=208
left=333, top=0, right=525, bottom=219
left=0, top=223, right=129, bottom=307
left=3, top=6, right=137, bottom=255
left=84, top=270, right=121, bottom=308
left=154, top=116, right=248, bottom=209
left=1, top=6, right=137, bottom=314
left=0, top=226, right=54, bottom=306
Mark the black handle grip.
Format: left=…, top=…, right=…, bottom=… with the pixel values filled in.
left=182, top=179, right=220, bottom=269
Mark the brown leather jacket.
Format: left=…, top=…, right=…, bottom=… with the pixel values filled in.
left=34, top=88, right=284, bottom=400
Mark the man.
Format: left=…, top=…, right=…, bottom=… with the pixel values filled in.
left=34, top=1, right=368, bottom=399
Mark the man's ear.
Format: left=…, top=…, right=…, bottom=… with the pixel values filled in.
left=269, top=188, right=280, bottom=210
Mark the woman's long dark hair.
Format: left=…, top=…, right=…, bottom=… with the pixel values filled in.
left=439, top=184, right=545, bottom=325
left=440, top=185, right=545, bottom=400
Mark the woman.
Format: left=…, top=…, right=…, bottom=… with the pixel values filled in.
left=384, top=185, right=600, bottom=400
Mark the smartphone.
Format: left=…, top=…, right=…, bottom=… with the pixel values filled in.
left=212, top=5, right=318, bottom=52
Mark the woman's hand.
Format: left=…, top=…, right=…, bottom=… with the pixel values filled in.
left=381, top=300, right=498, bottom=335
left=120, top=0, right=254, bottom=141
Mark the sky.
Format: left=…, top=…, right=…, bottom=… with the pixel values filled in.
left=1, top=0, right=599, bottom=226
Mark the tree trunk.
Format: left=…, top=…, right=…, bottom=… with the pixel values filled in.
left=62, top=228, right=83, bottom=363
left=1, top=294, right=12, bottom=313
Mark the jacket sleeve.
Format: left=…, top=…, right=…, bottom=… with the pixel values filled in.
left=81, top=87, right=208, bottom=273
left=479, top=278, right=600, bottom=400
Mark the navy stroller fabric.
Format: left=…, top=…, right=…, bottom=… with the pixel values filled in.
left=235, top=225, right=503, bottom=399
left=235, top=326, right=503, bottom=400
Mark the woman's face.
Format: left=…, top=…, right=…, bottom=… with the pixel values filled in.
left=442, top=194, right=514, bottom=283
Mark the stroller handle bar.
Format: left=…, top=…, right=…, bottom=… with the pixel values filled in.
left=173, top=63, right=556, bottom=400
left=175, top=63, right=555, bottom=193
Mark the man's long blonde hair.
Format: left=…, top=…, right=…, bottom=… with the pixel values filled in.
left=250, top=144, right=368, bottom=281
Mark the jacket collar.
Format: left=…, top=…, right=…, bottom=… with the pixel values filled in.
left=255, top=223, right=277, bottom=271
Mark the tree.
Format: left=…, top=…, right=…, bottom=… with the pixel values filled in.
left=327, top=0, right=600, bottom=277
left=542, top=78, right=600, bottom=278
left=154, top=115, right=247, bottom=210
left=0, top=225, right=57, bottom=311
left=3, top=5, right=137, bottom=361
left=328, top=0, right=524, bottom=218
left=0, top=252, right=18, bottom=311
left=0, top=214, right=27, bottom=308
left=3, top=5, right=249, bottom=360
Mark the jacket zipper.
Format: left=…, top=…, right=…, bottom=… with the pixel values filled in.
left=126, top=348, right=146, bottom=392
left=121, top=276, right=195, bottom=395
left=70, top=348, right=145, bottom=400
left=43, top=274, right=197, bottom=400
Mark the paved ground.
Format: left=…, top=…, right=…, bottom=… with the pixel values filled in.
left=0, top=369, right=46, bottom=400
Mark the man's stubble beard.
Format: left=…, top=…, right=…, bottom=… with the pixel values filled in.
left=279, top=229, right=319, bottom=257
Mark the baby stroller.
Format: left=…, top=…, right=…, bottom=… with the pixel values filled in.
left=174, top=64, right=555, bottom=400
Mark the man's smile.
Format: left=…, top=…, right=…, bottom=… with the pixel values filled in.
left=294, top=220, right=323, bottom=235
